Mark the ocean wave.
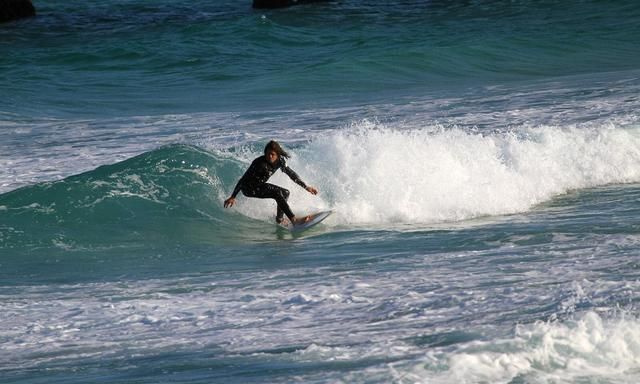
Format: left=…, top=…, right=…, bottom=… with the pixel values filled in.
left=3, top=122, right=640, bottom=249
left=0, top=144, right=255, bottom=250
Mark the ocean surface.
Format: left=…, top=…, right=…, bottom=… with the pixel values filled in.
left=2, top=1, right=640, bottom=383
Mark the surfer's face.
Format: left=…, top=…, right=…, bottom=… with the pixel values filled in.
left=266, top=150, right=279, bottom=165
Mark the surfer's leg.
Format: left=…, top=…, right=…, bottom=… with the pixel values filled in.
left=243, top=184, right=294, bottom=223
left=268, top=185, right=293, bottom=223
left=275, top=188, right=290, bottom=223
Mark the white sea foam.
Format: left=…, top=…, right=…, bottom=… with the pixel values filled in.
left=398, top=311, right=640, bottom=383
left=3, top=270, right=639, bottom=382
left=262, top=121, right=640, bottom=226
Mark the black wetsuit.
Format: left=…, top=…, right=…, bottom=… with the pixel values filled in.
left=231, top=156, right=308, bottom=222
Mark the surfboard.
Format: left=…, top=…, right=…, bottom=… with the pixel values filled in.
left=280, top=210, right=333, bottom=233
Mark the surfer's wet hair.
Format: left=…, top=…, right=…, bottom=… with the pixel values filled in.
left=264, top=140, right=290, bottom=159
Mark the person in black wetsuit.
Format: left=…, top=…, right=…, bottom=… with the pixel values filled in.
left=224, top=140, right=318, bottom=225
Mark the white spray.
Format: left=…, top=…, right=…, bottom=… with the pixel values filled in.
left=275, top=120, right=640, bottom=225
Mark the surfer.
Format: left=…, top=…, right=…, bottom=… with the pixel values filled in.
left=224, top=140, right=318, bottom=225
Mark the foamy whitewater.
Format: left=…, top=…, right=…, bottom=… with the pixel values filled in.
left=3, top=1, right=640, bottom=383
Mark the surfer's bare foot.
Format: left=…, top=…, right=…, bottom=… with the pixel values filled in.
left=293, top=215, right=311, bottom=225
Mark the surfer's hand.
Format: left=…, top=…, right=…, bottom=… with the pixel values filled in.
left=306, top=186, right=318, bottom=195
left=224, top=197, right=236, bottom=208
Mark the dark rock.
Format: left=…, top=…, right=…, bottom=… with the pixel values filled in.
left=253, top=0, right=330, bottom=9
left=0, top=0, right=36, bottom=23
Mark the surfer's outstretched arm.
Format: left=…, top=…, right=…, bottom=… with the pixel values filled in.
left=224, top=177, right=244, bottom=208
left=224, top=162, right=254, bottom=208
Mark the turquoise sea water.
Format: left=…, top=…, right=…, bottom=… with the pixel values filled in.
left=2, top=1, right=640, bottom=383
